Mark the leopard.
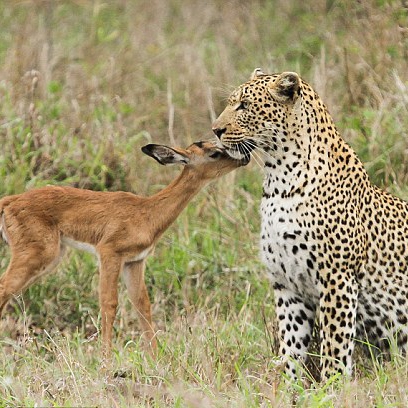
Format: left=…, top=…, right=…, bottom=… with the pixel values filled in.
left=212, top=68, right=408, bottom=381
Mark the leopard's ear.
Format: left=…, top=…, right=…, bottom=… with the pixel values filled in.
left=250, top=68, right=264, bottom=80
left=269, top=72, right=300, bottom=104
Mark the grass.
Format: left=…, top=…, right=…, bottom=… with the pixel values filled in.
left=0, top=0, right=408, bottom=406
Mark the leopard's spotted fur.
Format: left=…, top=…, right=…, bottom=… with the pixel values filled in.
left=212, top=69, right=408, bottom=380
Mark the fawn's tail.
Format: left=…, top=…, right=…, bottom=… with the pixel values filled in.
left=0, top=196, right=14, bottom=244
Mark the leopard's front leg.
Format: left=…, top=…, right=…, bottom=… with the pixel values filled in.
left=274, top=287, right=316, bottom=380
left=319, top=269, right=359, bottom=379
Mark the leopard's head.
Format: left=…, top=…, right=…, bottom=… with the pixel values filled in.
left=212, top=69, right=305, bottom=162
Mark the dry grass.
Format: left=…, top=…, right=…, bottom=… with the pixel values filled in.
left=0, top=0, right=408, bottom=406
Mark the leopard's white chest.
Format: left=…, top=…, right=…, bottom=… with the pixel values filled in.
left=260, top=194, right=319, bottom=301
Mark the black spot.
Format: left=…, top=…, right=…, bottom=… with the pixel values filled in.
left=274, top=283, right=286, bottom=291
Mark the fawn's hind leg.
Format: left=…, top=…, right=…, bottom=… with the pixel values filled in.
left=0, top=237, right=64, bottom=314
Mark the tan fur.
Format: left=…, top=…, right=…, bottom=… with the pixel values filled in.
left=0, top=141, right=247, bottom=360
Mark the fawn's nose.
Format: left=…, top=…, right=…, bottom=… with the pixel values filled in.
left=212, top=127, right=227, bottom=139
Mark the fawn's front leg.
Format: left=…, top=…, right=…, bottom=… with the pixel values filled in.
left=98, top=251, right=123, bottom=360
left=123, top=260, right=157, bottom=355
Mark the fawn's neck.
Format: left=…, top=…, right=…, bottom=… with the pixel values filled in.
left=147, top=167, right=208, bottom=239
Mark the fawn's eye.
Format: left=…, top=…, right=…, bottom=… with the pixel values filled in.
left=236, top=101, right=249, bottom=111
left=209, top=151, right=223, bottom=159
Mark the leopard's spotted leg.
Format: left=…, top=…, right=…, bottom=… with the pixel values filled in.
left=319, top=270, right=358, bottom=379
left=274, top=287, right=316, bottom=380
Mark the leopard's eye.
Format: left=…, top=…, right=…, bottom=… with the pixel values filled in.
left=236, top=101, right=250, bottom=111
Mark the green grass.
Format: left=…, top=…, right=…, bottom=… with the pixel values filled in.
left=1, top=0, right=408, bottom=406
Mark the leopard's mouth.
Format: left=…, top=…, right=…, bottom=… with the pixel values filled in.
left=222, top=140, right=256, bottom=164
left=238, top=151, right=251, bottom=166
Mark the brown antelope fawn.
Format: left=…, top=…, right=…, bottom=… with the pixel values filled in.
left=0, top=141, right=249, bottom=359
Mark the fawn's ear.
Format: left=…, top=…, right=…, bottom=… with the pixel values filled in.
left=141, top=144, right=190, bottom=165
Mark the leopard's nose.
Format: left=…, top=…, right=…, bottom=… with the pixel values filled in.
left=212, top=127, right=226, bottom=139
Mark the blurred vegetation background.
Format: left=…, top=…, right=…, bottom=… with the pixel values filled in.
left=0, top=0, right=407, bottom=406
